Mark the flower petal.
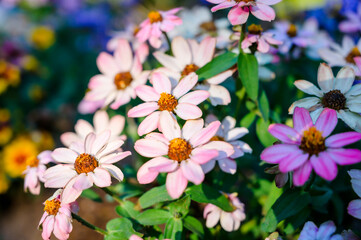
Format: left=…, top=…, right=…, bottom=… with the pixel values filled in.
left=159, top=111, right=181, bottom=141
left=134, top=139, right=168, bottom=157
left=261, top=144, right=300, bottom=164
left=51, top=148, right=77, bottom=164
left=315, top=108, right=337, bottom=137
left=138, top=111, right=161, bottom=136
left=294, top=80, right=323, bottom=97
left=268, top=124, right=300, bottom=143
left=327, top=149, right=361, bottom=165
left=175, top=103, right=203, bottom=120
left=348, top=199, right=361, bottom=220
left=190, top=121, right=220, bottom=147
left=166, top=168, right=188, bottom=199
left=178, top=90, right=209, bottom=105
left=278, top=150, right=308, bottom=172
left=92, top=168, right=112, bottom=187
left=101, top=164, right=124, bottom=181
left=190, top=148, right=219, bottom=165
left=326, top=132, right=361, bottom=147
left=228, top=5, right=249, bottom=25
left=127, top=102, right=159, bottom=118
left=317, top=63, right=334, bottom=92
left=180, top=160, right=204, bottom=185
left=293, top=162, right=312, bottom=186
left=310, top=153, right=338, bottom=181
left=135, top=85, right=160, bottom=102
left=182, top=118, right=204, bottom=141
left=152, top=72, right=172, bottom=94
left=251, top=4, right=275, bottom=22
left=335, top=67, right=355, bottom=94
left=293, top=107, right=313, bottom=133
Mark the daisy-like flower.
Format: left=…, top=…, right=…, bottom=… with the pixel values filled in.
left=299, top=221, right=343, bottom=240
left=256, top=52, right=278, bottom=81
left=23, top=150, right=53, bottom=195
left=44, top=131, right=131, bottom=203
left=319, top=36, right=361, bottom=76
left=202, top=115, right=252, bottom=174
left=153, top=36, right=234, bottom=106
left=136, top=8, right=182, bottom=49
left=239, top=24, right=282, bottom=53
left=84, top=39, right=150, bottom=110
left=127, top=72, right=209, bottom=136
left=39, top=189, right=78, bottom=240
left=339, top=3, right=361, bottom=34
left=207, top=0, right=281, bottom=25
left=289, top=64, right=361, bottom=132
left=61, top=110, right=126, bottom=147
left=77, top=99, right=104, bottom=115
left=135, top=111, right=234, bottom=199
left=348, top=169, right=361, bottom=220
left=203, top=192, right=246, bottom=232
left=261, top=107, right=361, bottom=186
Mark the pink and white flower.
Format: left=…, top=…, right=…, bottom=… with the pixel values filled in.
left=202, top=115, right=252, bottom=174
left=299, top=221, right=343, bottom=240
left=77, top=99, right=105, bottom=115
left=136, top=8, right=182, bottom=49
left=61, top=110, right=126, bottom=147
left=23, top=150, right=53, bottom=195
left=127, top=72, right=209, bottom=136
left=135, top=111, right=234, bottom=199
left=39, top=189, right=78, bottom=240
left=261, top=107, right=361, bottom=186
left=203, top=192, right=246, bottom=232
left=84, top=39, right=150, bottom=110
left=44, top=131, right=131, bottom=203
left=206, top=0, right=282, bottom=25
left=339, top=3, right=361, bottom=34
left=289, top=64, right=361, bottom=132
left=153, top=36, right=235, bottom=106
left=348, top=169, right=361, bottom=220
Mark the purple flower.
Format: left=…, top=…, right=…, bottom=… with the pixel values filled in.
left=339, top=3, right=361, bottom=34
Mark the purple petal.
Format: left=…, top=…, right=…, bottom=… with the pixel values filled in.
left=293, top=162, right=312, bottom=186
left=268, top=124, right=300, bottom=143
left=326, top=132, right=361, bottom=147
left=310, top=153, right=338, bottom=181
left=293, top=107, right=313, bottom=133
left=327, top=148, right=361, bottom=165
left=315, top=108, right=338, bottom=137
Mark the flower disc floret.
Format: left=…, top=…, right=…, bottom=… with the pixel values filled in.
left=210, top=135, right=225, bottom=141
left=168, top=138, right=192, bottom=162
left=248, top=24, right=263, bottom=35
left=74, top=153, right=98, bottom=174
left=321, top=90, right=346, bottom=110
left=114, top=72, right=133, bottom=90
left=26, top=156, right=39, bottom=168
left=287, top=24, right=297, bottom=37
left=44, top=199, right=61, bottom=215
left=345, top=47, right=361, bottom=64
left=148, top=11, right=163, bottom=24
left=181, top=64, right=199, bottom=77
left=299, top=127, right=326, bottom=156
left=158, top=92, right=178, bottom=111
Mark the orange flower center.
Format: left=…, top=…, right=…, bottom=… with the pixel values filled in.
left=44, top=199, right=61, bottom=215
left=287, top=24, right=297, bottom=38
left=114, top=72, right=133, bottom=90
left=299, top=127, right=326, bottom=155
left=74, top=153, right=98, bottom=174
left=168, top=138, right=192, bottom=162
left=158, top=92, right=178, bottom=111
left=26, top=156, right=39, bottom=168
left=181, top=64, right=199, bottom=77
left=200, top=21, right=217, bottom=32
left=210, top=135, right=225, bottom=141
left=345, top=47, right=361, bottom=64
left=235, top=0, right=253, bottom=3
left=248, top=24, right=263, bottom=35
left=322, top=90, right=346, bottom=110
left=148, top=11, right=163, bottom=24
left=15, top=154, right=27, bottom=165
left=133, top=26, right=140, bottom=36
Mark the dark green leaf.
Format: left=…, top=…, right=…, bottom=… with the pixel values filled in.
left=259, top=90, right=270, bottom=120
left=164, top=218, right=183, bottom=240
left=115, top=201, right=140, bottom=219
left=80, top=189, right=102, bottom=203
left=184, top=216, right=204, bottom=238
left=186, top=184, right=234, bottom=212
left=139, top=185, right=173, bottom=209
left=284, top=207, right=311, bottom=234
left=168, top=195, right=191, bottom=217
left=105, top=218, right=139, bottom=240
left=256, top=118, right=276, bottom=147
left=137, top=209, right=172, bottom=225
left=238, top=53, right=259, bottom=101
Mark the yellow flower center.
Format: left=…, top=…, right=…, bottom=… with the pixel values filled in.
left=299, top=127, right=326, bottom=156
left=200, top=21, right=217, bottom=32
left=74, top=153, right=98, bottom=174
left=168, top=138, right=192, bottom=162
left=148, top=11, right=163, bottom=24
left=345, top=47, right=361, bottom=64
left=322, top=90, right=346, bottom=110
left=26, top=156, right=39, bottom=168
left=114, top=72, right=133, bottom=90
left=181, top=64, right=199, bottom=77
left=248, top=24, right=263, bottom=35
left=133, top=26, right=140, bottom=36
left=210, top=135, right=225, bottom=141
left=15, top=154, right=28, bottom=165
left=287, top=24, right=297, bottom=38
left=234, top=0, right=253, bottom=3
left=157, top=92, right=178, bottom=111
left=44, top=199, right=61, bottom=215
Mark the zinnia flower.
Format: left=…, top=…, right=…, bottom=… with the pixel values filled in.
left=203, top=192, right=246, bottom=232
left=207, top=0, right=281, bottom=25
left=299, top=221, right=343, bottom=240
left=127, top=72, right=209, bottom=136
left=289, top=64, right=361, bottom=132
left=60, top=110, right=126, bottom=147
left=348, top=169, right=361, bottom=220
left=39, top=189, right=78, bottom=240
left=44, top=131, right=131, bottom=203
left=202, top=115, right=252, bottom=174
left=136, top=8, right=182, bottom=49
left=135, top=111, right=234, bottom=199
left=261, top=107, right=361, bottom=186
left=153, top=36, right=234, bottom=106
left=23, top=150, right=53, bottom=195
left=339, top=3, right=361, bottom=34
left=84, top=39, right=150, bottom=110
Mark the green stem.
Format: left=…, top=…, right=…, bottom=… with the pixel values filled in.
left=101, top=187, right=123, bottom=204
left=163, top=31, right=172, bottom=54
left=304, top=172, right=316, bottom=192
left=238, top=23, right=247, bottom=53
left=72, top=213, right=107, bottom=235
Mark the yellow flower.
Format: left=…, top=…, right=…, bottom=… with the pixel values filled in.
left=29, top=26, right=55, bottom=50
left=21, top=55, right=39, bottom=72
left=0, top=60, right=20, bottom=94
left=3, top=137, right=38, bottom=178
left=0, top=109, right=12, bottom=145
left=275, top=0, right=326, bottom=18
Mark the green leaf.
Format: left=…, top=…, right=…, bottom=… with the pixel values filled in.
left=256, top=118, right=276, bottom=147
left=241, top=112, right=256, bottom=128
left=259, top=90, right=270, bottom=120
left=238, top=53, right=259, bottom=101
left=80, top=189, right=102, bottom=203
left=168, top=195, right=191, bottom=217
left=115, top=201, right=140, bottom=219
left=184, top=216, right=204, bottom=238
left=105, top=218, right=139, bottom=240
left=261, top=189, right=311, bottom=232
left=137, top=209, right=172, bottom=225
left=139, top=185, right=173, bottom=209
left=196, top=51, right=237, bottom=81
left=164, top=218, right=183, bottom=240
left=186, top=184, right=234, bottom=212
left=284, top=207, right=311, bottom=234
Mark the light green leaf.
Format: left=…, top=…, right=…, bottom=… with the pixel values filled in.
left=164, top=218, right=183, bottom=240
left=139, top=185, right=173, bottom=209
left=137, top=209, right=172, bottom=225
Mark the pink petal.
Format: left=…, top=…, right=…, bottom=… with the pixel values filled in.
left=93, top=110, right=109, bottom=133
left=44, top=165, right=77, bottom=188
left=293, top=107, right=313, bottom=133
left=135, top=85, right=160, bottom=102
left=92, top=168, right=112, bottom=187
left=218, top=158, right=237, bottom=174
left=175, top=103, right=203, bottom=120
left=137, top=157, right=172, bottom=184
left=225, top=127, right=249, bottom=142
left=317, top=63, right=334, bottom=92
left=178, top=90, right=209, bottom=105
left=41, top=216, right=55, bottom=240
left=108, top=115, right=125, bottom=136
left=166, top=168, right=188, bottom=198
left=152, top=72, right=172, bottom=94
left=96, top=52, right=118, bottom=76
left=348, top=199, right=361, bottom=219
left=148, top=158, right=178, bottom=173
left=114, top=39, right=133, bottom=72
left=92, top=130, right=111, bottom=155
left=268, top=124, right=300, bottom=143
left=159, top=111, right=181, bottom=140
left=257, top=0, right=282, bottom=4
left=84, top=133, right=96, bottom=154
left=101, top=164, right=124, bottom=181
left=204, top=204, right=221, bottom=228
left=278, top=150, right=308, bottom=172
left=190, top=148, right=219, bottom=164
left=261, top=144, right=301, bottom=164
left=127, top=102, right=159, bottom=118
left=53, top=214, right=72, bottom=240
left=182, top=119, right=204, bottom=141
left=61, top=177, right=86, bottom=203
left=228, top=6, right=249, bottom=25
left=60, top=132, right=80, bottom=148
left=327, top=148, right=361, bottom=165
left=137, top=111, right=161, bottom=136
left=201, top=141, right=234, bottom=159
left=315, top=108, right=337, bottom=137
left=172, top=36, right=192, bottom=67
left=250, top=4, right=275, bottom=22
left=172, top=73, right=198, bottom=99
left=326, top=132, right=361, bottom=147
left=190, top=121, right=221, bottom=147
left=134, top=139, right=168, bottom=157
left=310, top=153, right=338, bottom=181
left=100, top=151, right=131, bottom=164
left=73, top=173, right=93, bottom=191
left=98, top=139, right=125, bottom=158
left=293, top=162, right=312, bottom=186
left=211, top=1, right=237, bottom=12
left=51, top=148, right=77, bottom=164
left=153, top=51, right=183, bottom=72
left=195, top=37, right=216, bottom=67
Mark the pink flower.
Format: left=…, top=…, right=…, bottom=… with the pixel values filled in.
left=202, top=115, right=252, bottom=174
left=23, top=150, right=53, bottom=195
left=261, top=107, right=361, bottom=186
left=348, top=169, right=361, bottom=220
left=203, top=192, right=246, bottom=232
left=84, top=39, right=150, bottom=110
left=127, top=72, right=209, bottom=136
left=339, top=3, right=361, bottom=34
left=207, top=0, right=282, bottom=25
left=77, top=99, right=105, bottom=115
left=136, top=8, right=182, bottom=49
left=153, top=36, right=234, bottom=106
left=44, top=131, right=131, bottom=203
left=299, top=221, right=342, bottom=240
left=355, top=56, right=361, bottom=71
left=61, top=110, right=126, bottom=147
left=135, top=111, right=232, bottom=199
left=39, top=189, right=78, bottom=240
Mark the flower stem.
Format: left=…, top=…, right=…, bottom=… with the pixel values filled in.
left=71, top=213, right=107, bottom=235
left=101, top=187, right=123, bottom=204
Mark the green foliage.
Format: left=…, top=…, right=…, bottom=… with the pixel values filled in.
left=238, top=53, right=259, bottom=101
left=80, top=189, right=102, bottom=203
left=116, top=201, right=140, bottom=219
left=136, top=209, right=173, bottom=225
left=164, top=218, right=183, bottom=240
left=139, top=185, right=173, bottom=209
left=184, top=216, right=205, bottom=238
left=105, top=218, right=139, bottom=240
left=168, top=195, right=191, bottom=217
